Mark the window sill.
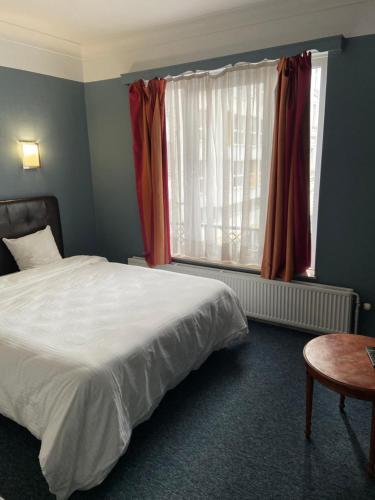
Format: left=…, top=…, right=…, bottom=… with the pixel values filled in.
left=171, top=257, right=317, bottom=282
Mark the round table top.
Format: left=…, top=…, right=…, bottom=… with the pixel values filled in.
left=304, top=333, right=375, bottom=394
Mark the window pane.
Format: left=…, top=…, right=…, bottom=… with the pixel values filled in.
left=310, top=53, right=328, bottom=273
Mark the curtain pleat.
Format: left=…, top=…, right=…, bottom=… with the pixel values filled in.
left=129, top=79, right=171, bottom=266
left=261, top=52, right=312, bottom=281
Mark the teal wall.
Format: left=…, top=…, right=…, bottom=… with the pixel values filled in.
left=85, top=34, right=375, bottom=334
left=315, top=35, right=375, bottom=334
left=0, top=67, right=96, bottom=256
left=84, top=78, right=142, bottom=261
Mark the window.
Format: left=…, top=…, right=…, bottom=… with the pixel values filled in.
left=165, top=53, right=328, bottom=272
left=309, top=53, right=328, bottom=272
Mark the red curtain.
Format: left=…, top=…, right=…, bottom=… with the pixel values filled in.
left=129, top=79, right=171, bottom=267
left=261, top=52, right=312, bottom=281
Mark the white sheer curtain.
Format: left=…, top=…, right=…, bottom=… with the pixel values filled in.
left=165, top=61, right=278, bottom=267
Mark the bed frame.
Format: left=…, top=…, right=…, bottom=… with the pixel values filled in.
left=0, top=196, right=64, bottom=276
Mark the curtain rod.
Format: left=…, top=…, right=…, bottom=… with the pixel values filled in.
left=124, top=50, right=327, bottom=86
left=125, top=58, right=278, bottom=86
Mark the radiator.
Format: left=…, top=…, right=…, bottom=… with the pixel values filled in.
left=127, top=257, right=355, bottom=334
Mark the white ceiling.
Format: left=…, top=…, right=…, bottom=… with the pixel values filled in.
left=0, top=0, right=261, bottom=43
left=0, top=0, right=373, bottom=81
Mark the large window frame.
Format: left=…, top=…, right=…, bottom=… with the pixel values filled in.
left=165, top=53, right=328, bottom=275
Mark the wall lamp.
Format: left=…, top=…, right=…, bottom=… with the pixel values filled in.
left=20, top=141, right=40, bottom=169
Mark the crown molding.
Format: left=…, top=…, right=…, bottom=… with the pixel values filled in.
left=0, top=19, right=82, bottom=81
left=0, top=0, right=374, bottom=82
left=82, top=0, right=364, bottom=57
left=82, top=0, right=375, bottom=82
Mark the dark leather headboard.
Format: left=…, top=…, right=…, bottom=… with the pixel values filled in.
left=0, top=196, right=64, bottom=276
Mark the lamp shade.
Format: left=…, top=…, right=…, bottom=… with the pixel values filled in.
left=20, top=142, right=40, bottom=169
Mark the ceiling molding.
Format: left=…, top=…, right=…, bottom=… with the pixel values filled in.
left=0, top=0, right=374, bottom=82
left=0, top=19, right=82, bottom=80
left=0, top=19, right=80, bottom=56
left=82, top=0, right=375, bottom=82
left=82, top=0, right=366, bottom=56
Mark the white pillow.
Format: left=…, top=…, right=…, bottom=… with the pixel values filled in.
left=2, top=225, right=62, bottom=271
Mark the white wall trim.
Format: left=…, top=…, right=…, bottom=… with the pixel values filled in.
left=0, top=0, right=374, bottom=82
left=82, top=0, right=375, bottom=82
left=0, top=19, right=83, bottom=81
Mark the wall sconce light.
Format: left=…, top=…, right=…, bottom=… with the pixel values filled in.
left=20, top=141, right=40, bottom=169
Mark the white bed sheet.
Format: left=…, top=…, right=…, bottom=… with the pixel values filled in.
left=0, top=256, right=248, bottom=498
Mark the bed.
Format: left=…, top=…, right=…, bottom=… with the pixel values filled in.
left=0, top=196, right=249, bottom=499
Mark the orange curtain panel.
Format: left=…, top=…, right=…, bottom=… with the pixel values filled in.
left=261, top=52, right=312, bottom=281
left=129, top=79, right=171, bottom=267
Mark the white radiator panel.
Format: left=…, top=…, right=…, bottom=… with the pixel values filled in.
left=127, top=257, right=354, bottom=334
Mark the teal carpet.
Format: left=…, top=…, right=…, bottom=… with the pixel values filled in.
left=0, top=322, right=374, bottom=499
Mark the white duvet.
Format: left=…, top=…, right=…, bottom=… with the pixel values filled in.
left=0, top=256, right=248, bottom=498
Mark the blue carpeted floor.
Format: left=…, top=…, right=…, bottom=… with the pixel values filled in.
left=0, top=322, right=374, bottom=499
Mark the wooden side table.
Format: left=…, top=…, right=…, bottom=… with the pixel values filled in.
left=303, top=333, right=375, bottom=474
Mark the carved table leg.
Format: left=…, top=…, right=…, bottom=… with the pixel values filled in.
left=339, top=394, right=346, bottom=413
left=305, top=371, right=314, bottom=439
left=369, top=401, right=375, bottom=476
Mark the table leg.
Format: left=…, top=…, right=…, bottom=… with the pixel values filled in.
left=369, top=401, right=375, bottom=476
left=305, top=371, right=314, bottom=439
left=339, top=394, right=345, bottom=412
